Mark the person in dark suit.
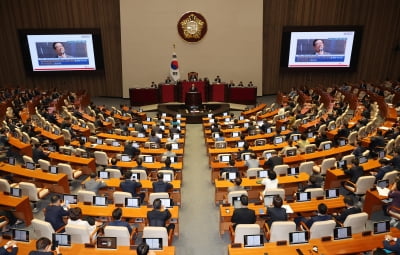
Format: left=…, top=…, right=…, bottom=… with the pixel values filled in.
left=108, top=207, right=132, bottom=234
left=296, top=203, right=332, bottom=228
left=369, top=130, right=386, bottom=154
left=334, top=196, right=361, bottom=225
left=84, top=172, right=107, bottom=195
left=344, top=158, right=364, bottom=183
left=383, top=234, right=400, bottom=254
left=152, top=172, right=173, bottom=192
left=371, top=158, right=394, bottom=181
left=189, top=84, right=197, bottom=91
left=53, top=42, right=74, bottom=58
left=352, top=140, right=366, bottom=157
left=220, top=159, right=239, bottom=177
left=263, top=151, right=283, bottom=170
left=123, top=141, right=140, bottom=159
left=32, top=143, right=50, bottom=163
left=237, top=142, right=254, bottom=160
left=0, top=240, right=18, bottom=255
left=265, top=195, right=287, bottom=227
left=120, top=171, right=145, bottom=203
left=147, top=198, right=175, bottom=233
left=389, top=148, right=400, bottom=170
left=29, top=237, right=60, bottom=255
left=231, top=195, right=256, bottom=230
left=160, top=157, right=175, bottom=171
left=109, top=157, right=122, bottom=172
left=133, top=158, right=147, bottom=171
left=44, top=194, right=69, bottom=232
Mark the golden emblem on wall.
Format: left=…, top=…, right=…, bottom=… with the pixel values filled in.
left=177, top=12, right=207, bottom=42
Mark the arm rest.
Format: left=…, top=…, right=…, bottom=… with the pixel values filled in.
left=0, top=216, right=9, bottom=228
left=263, top=223, right=271, bottom=241
left=90, top=225, right=105, bottom=244
left=387, top=205, right=400, bottom=218
left=334, top=218, right=344, bottom=227
left=167, top=227, right=174, bottom=246
left=299, top=221, right=310, bottom=238
left=130, top=227, right=138, bottom=245
left=55, top=225, right=66, bottom=233
left=343, top=180, right=357, bottom=192
left=229, top=225, right=235, bottom=244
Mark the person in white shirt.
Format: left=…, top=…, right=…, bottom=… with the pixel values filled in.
left=245, top=153, right=260, bottom=169
left=261, top=170, right=278, bottom=196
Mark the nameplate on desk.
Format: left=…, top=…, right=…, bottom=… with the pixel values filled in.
left=254, top=201, right=262, bottom=205
left=83, top=202, right=92, bottom=205
left=84, top=243, right=95, bottom=248
left=115, top=203, right=123, bottom=207
left=321, top=236, right=331, bottom=242
left=316, top=196, right=324, bottom=200
left=249, top=176, right=256, bottom=179
left=362, top=231, right=372, bottom=236
left=276, top=240, right=287, bottom=246
left=231, top=243, right=242, bottom=248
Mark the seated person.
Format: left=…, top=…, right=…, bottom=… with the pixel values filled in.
left=352, top=140, right=366, bottom=157
left=382, top=234, right=400, bottom=254
left=160, top=157, right=175, bottom=171
left=279, top=139, right=297, bottom=156
left=261, top=170, right=278, bottom=196
left=228, top=177, right=245, bottom=192
left=149, top=130, right=161, bottom=145
left=84, top=172, right=107, bottom=195
left=231, top=195, right=256, bottom=230
left=333, top=196, right=361, bottom=226
left=123, top=141, right=141, bottom=159
left=220, top=159, right=239, bottom=178
left=344, top=158, right=364, bottom=184
left=133, top=158, right=147, bottom=171
left=108, top=207, right=132, bottom=234
left=263, top=151, right=283, bottom=170
left=152, top=172, right=173, bottom=192
left=245, top=153, right=259, bottom=169
left=147, top=198, right=175, bottom=233
left=215, top=131, right=225, bottom=142
left=136, top=243, right=156, bottom=255
left=370, top=158, right=394, bottom=181
left=109, top=157, right=121, bottom=172
left=162, top=143, right=176, bottom=158
left=66, top=207, right=97, bottom=233
left=29, top=237, right=60, bottom=255
left=265, top=195, right=287, bottom=227
left=295, top=203, right=332, bottom=229
left=300, top=175, right=322, bottom=192
left=389, top=148, right=400, bottom=170
left=44, top=194, right=69, bottom=232
left=237, top=142, right=254, bottom=160
left=296, top=134, right=310, bottom=153
left=120, top=171, right=145, bottom=203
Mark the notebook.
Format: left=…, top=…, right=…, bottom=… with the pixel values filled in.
left=334, top=227, right=352, bottom=240
left=244, top=234, right=264, bottom=248
left=25, top=162, right=36, bottom=170
left=97, top=237, right=117, bottom=249
left=325, top=188, right=340, bottom=199
left=143, top=238, right=163, bottom=250
left=98, top=171, right=110, bottom=179
left=10, top=187, right=22, bottom=197
left=125, top=197, right=140, bottom=208
left=159, top=198, right=173, bottom=208
left=49, top=166, right=59, bottom=174
left=93, top=196, right=107, bottom=206
left=12, top=229, right=30, bottom=242
left=296, top=192, right=311, bottom=202
left=289, top=231, right=308, bottom=244
left=53, top=233, right=71, bottom=247
left=287, top=167, right=299, bottom=176
left=373, top=221, right=390, bottom=234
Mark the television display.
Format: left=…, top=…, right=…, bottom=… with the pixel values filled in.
left=281, top=26, right=362, bottom=70
left=19, top=29, right=104, bottom=73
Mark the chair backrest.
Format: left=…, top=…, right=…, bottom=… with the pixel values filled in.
left=304, top=188, right=324, bottom=199
left=23, top=155, right=34, bottom=164
left=246, top=168, right=264, bottom=178
left=385, top=139, right=395, bottom=155
left=273, top=164, right=289, bottom=176
left=342, top=154, right=355, bottom=165
left=264, top=188, right=285, bottom=198
left=88, top=135, right=97, bottom=143
left=320, top=158, right=336, bottom=175
left=317, top=124, right=326, bottom=134
left=362, top=149, right=370, bottom=157
left=234, top=224, right=260, bottom=244
left=309, top=220, right=336, bottom=239
left=343, top=212, right=368, bottom=234
left=104, top=138, right=115, bottom=145
left=148, top=192, right=169, bottom=205
left=104, top=226, right=131, bottom=246
left=31, top=219, right=54, bottom=240
left=299, top=161, right=314, bottom=176
left=130, top=169, right=148, bottom=180
left=77, top=190, right=96, bottom=203
left=38, top=159, right=51, bottom=171
left=319, top=141, right=332, bottom=151
left=65, top=224, right=91, bottom=244
left=0, top=178, right=10, bottom=193
left=358, top=126, right=367, bottom=138
left=61, top=129, right=71, bottom=141
left=113, top=191, right=132, bottom=205
left=382, top=170, right=398, bottom=185
left=269, top=221, right=296, bottom=242
left=105, top=168, right=122, bottom=179
left=354, top=176, right=376, bottom=195
left=227, top=190, right=248, bottom=206
left=143, top=226, right=169, bottom=247
left=348, top=131, right=358, bottom=145
left=94, top=151, right=109, bottom=166
left=304, top=144, right=317, bottom=154
left=19, top=182, right=39, bottom=201
left=57, top=163, right=74, bottom=180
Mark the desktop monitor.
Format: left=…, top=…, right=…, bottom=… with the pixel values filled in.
left=232, top=132, right=240, bottom=138
left=237, top=141, right=245, bottom=148
left=80, top=137, right=87, bottom=143
left=81, top=123, right=87, bottom=128
left=257, top=170, right=268, bottom=178
left=21, top=135, right=29, bottom=143
left=289, top=231, right=308, bottom=244
left=373, top=221, right=390, bottom=234
left=144, top=156, right=154, bottom=163
left=334, top=227, right=352, bottom=240
left=63, top=149, right=72, bottom=156
left=227, top=172, right=237, bottom=181
left=111, top=141, right=120, bottom=147
left=296, top=192, right=311, bottom=202
left=25, top=162, right=36, bottom=170
left=286, top=149, right=297, bottom=156
left=225, top=118, right=231, bottom=122
left=81, top=152, right=89, bottom=158
left=325, top=188, right=340, bottom=199
left=146, top=117, right=152, bottom=121
left=377, top=179, right=389, bottom=189
left=125, top=197, right=141, bottom=208
left=159, top=198, right=173, bottom=208
left=301, top=119, right=308, bottom=124
left=97, top=237, right=117, bottom=249
left=161, top=113, right=167, bottom=118
left=96, top=138, right=103, bottom=145
left=291, top=134, right=300, bottom=141
left=131, top=173, right=140, bottom=181
left=171, top=143, right=179, bottom=150
left=377, top=150, right=386, bottom=159
left=7, top=157, right=16, bottom=165
left=256, top=120, right=263, bottom=127
left=98, top=171, right=110, bottom=179
left=244, top=234, right=264, bottom=248
left=93, top=196, right=107, bottom=206
left=287, top=167, right=299, bottom=176
left=143, top=238, right=163, bottom=250
left=209, top=119, right=215, bottom=123
left=358, top=156, right=368, bottom=164
left=212, top=133, right=220, bottom=139
left=223, top=112, right=228, bottom=116
left=330, top=124, right=336, bottom=130
left=128, top=123, right=134, bottom=128
left=273, top=136, right=284, bottom=145
left=121, top=154, right=131, bottom=162
left=53, top=233, right=71, bottom=247
left=219, top=154, right=231, bottom=162
left=323, top=143, right=331, bottom=150
left=337, top=160, right=346, bottom=169
left=10, top=187, right=22, bottom=197
left=54, top=129, right=60, bottom=135
left=163, top=173, right=172, bottom=182
left=263, top=195, right=275, bottom=207
left=12, top=229, right=29, bottom=242
left=63, top=194, right=77, bottom=205
left=338, top=139, right=347, bottom=147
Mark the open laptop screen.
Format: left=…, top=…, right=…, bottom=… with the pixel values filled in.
left=12, top=229, right=29, bottom=242
left=219, top=155, right=231, bottom=162
left=232, top=196, right=242, bottom=208
left=264, top=195, right=275, bottom=207
left=325, top=188, right=340, bottom=199
left=63, top=194, right=77, bottom=205
left=143, top=238, right=163, bottom=250
left=359, top=156, right=368, bottom=164
left=163, top=173, right=172, bottom=182
left=377, top=180, right=389, bottom=189
left=296, top=192, right=311, bottom=202
left=291, top=134, right=300, bottom=141
left=53, top=233, right=71, bottom=246
left=244, top=234, right=264, bottom=248
left=227, top=172, right=237, bottom=181
left=7, top=157, right=16, bottom=165
left=338, top=139, right=347, bottom=147
left=125, top=197, right=140, bottom=208
left=93, top=196, right=107, bottom=206
left=323, top=143, right=331, bottom=150
left=337, top=160, right=347, bottom=170
left=97, top=237, right=117, bottom=249
left=286, top=148, right=297, bottom=156
left=373, top=221, right=390, bottom=234
left=144, top=156, right=154, bottom=163
left=237, top=141, right=245, bottom=148
left=289, top=231, right=308, bottom=244
left=131, top=173, right=140, bottom=181
left=96, top=138, right=103, bottom=145
left=334, top=227, right=352, bottom=240
left=377, top=150, right=386, bottom=159
left=232, top=132, right=240, bottom=138
left=274, top=136, right=283, bottom=145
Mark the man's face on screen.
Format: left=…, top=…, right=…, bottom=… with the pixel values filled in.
left=313, top=40, right=324, bottom=53
left=54, top=43, right=65, bottom=56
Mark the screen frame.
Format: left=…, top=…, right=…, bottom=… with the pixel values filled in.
left=18, top=28, right=104, bottom=75
left=280, top=25, right=363, bottom=71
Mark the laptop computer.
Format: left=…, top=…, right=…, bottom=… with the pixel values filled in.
left=125, top=197, right=141, bottom=208
left=93, top=196, right=107, bottom=206
left=173, top=133, right=180, bottom=140
left=244, top=234, right=264, bottom=248
left=207, top=113, right=213, bottom=118
left=111, top=141, right=120, bottom=147
left=338, top=139, right=347, bottom=147
left=281, top=126, right=286, bottom=131
left=156, top=133, right=163, bottom=139
left=264, top=195, right=275, bottom=207
left=325, top=188, right=340, bottom=199
left=223, top=112, right=228, bottom=116
left=232, top=132, right=240, bottom=138
left=334, top=227, right=352, bottom=240
left=307, top=132, right=314, bottom=138
left=168, top=156, right=178, bottom=163
left=137, top=133, right=145, bottom=138
left=243, top=154, right=251, bottom=161
left=296, top=192, right=311, bottom=202
left=257, top=170, right=268, bottom=178
left=53, top=233, right=71, bottom=247
left=12, top=229, right=29, bottom=242
left=232, top=196, right=242, bottom=208
left=63, top=194, right=77, bottom=205
left=159, top=198, right=173, bottom=208
left=171, top=143, right=179, bottom=150
left=10, top=187, right=22, bottom=197
left=291, top=134, right=300, bottom=141
left=176, top=114, right=181, bottom=119
left=25, top=162, right=36, bottom=170
left=266, top=128, right=272, bottom=134
left=243, top=122, right=249, bottom=128
left=143, top=238, right=163, bottom=250
left=121, top=154, right=131, bottom=162
left=373, top=221, right=390, bottom=234
left=144, top=156, right=154, bottom=163
left=264, top=152, right=272, bottom=159
left=359, top=156, right=368, bottom=164
left=287, top=167, right=299, bottom=176
left=289, top=231, right=308, bottom=244
left=47, top=145, right=56, bottom=152
left=98, top=171, right=110, bottom=179
left=377, top=179, right=389, bottom=189
left=209, top=119, right=215, bottom=123
left=377, top=150, right=386, bottom=159
left=239, top=116, right=244, bottom=120
left=97, top=237, right=117, bottom=249
left=306, top=146, right=316, bottom=154
left=48, top=165, right=58, bottom=174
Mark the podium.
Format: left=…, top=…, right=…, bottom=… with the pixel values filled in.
left=185, top=92, right=202, bottom=107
